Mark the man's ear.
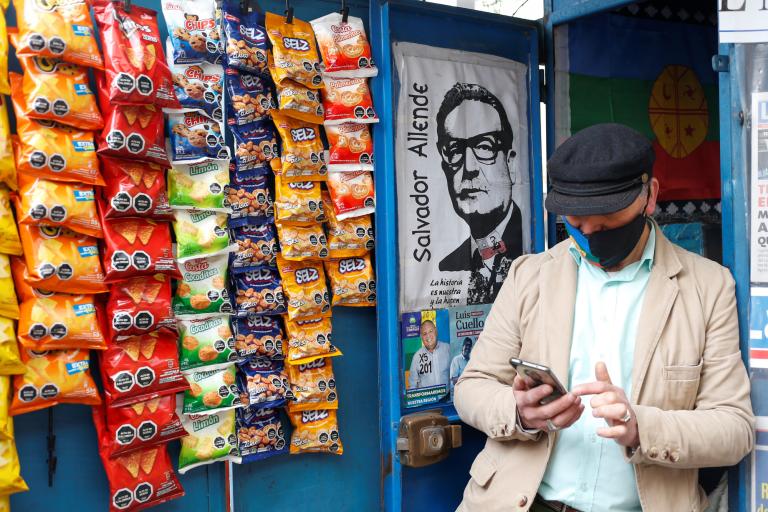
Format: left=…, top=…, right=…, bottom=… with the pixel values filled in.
left=506, top=149, right=517, bottom=185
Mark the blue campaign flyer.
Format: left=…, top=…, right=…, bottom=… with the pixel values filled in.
left=401, top=309, right=452, bottom=408
left=447, top=304, right=491, bottom=400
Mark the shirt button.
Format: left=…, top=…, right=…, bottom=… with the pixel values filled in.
left=517, top=495, right=528, bottom=507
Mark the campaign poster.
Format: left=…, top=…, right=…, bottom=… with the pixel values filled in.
left=393, top=42, right=531, bottom=313
left=447, top=304, right=491, bottom=400
left=402, top=309, right=452, bottom=408
left=751, top=92, right=768, bottom=283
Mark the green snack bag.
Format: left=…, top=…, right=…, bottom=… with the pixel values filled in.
left=168, top=160, right=230, bottom=212
left=182, top=364, right=244, bottom=415
left=179, top=315, right=239, bottom=371
left=174, top=253, right=234, bottom=317
left=178, top=405, right=240, bottom=474
left=173, top=209, right=234, bottom=262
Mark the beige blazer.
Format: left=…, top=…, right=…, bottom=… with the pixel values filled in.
left=454, top=230, right=755, bottom=512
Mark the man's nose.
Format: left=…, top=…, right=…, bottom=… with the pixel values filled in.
left=568, top=216, right=603, bottom=235
left=461, top=146, right=481, bottom=180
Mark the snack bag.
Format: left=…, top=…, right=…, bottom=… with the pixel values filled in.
left=0, top=13, right=9, bottom=95
left=9, top=52, right=103, bottom=130
left=18, top=295, right=106, bottom=351
left=10, top=348, right=101, bottom=415
left=322, top=77, right=378, bottom=126
left=102, top=218, right=178, bottom=282
left=12, top=0, right=103, bottom=69
left=93, top=408, right=185, bottom=511
left=326, top=170, right=375, bottom=220
left=0, top=419, right=28, bottom=495
left=18, top=224, right=108, bottom=294
left=230, top=224, right=278, bottom=273
left=233, top=314, right=283, bottom=359
left=101, top=396, right=186, bottom=458
left=232, top=268, right=286, bottom=317
left=182, top=364, right=243, bottom=414
left=98, top=101, right=170, bottom=166
left=286, top=357, right=338, bottom=412
left=168, top=159, right=229, bottom=211
left=0, top=378, right=11, bottom=439
left=0, top=98, right=15, bottom=191
left=265, top=12, right=322, bottom=89
left=100, top=331, right=188, bottom=407
left=0, top=189, right=21, bottom=256
left=274, top=177, right=326, bottom=225
left=178, top=407, right=239, bottom=474
left=0, top=318, right=25, bottom=376
left=225, top=68, right=276, bottom=127
left=276, top=79, right=324, bottom=124
left=237, top=358, right=291, bottom=409
left=276, top=223, right=328, bottom=261
left=16, top=176, right=103, bottom=238
left=323, top=192, right=374, bottom=258
left=11, top=86, right=102, bottom=186
left=168, top=111, right=229, bottom=164
left=231, top=121, right=279, bottom=174
left=93, top=0, right=178, bottom=108
left=326, top=122, right=374, bottom=171
left=99, top=156, right=171, bottom=220
left=168, top=53, right=224, bottom=122
left=222, top=1, right=268, bottom=74
left=0, top=256, right=17, bottom=320
left=226, top=175, right=274, bottom=227
left=310, top=12, right=377, bottom=78
left=325, top=254, right=376, bottom=307
left=107, top=275, right=175, bottom=340
left=173, top=209, right=234, bottom=262
left=163, top=0, right=224, bottom=65
left=284, top=317, right=339, bottom=363
left=179, top=315, right=238, bottom=371
left=289, top=409, right=343, bottom=455
left=174, top=253, right=233, bottom=317
left=276, top=255, right=331, bottom=322
left=9, top=257, right=55, bottom=303
left=272, top=113, right=327, bottom=181
left=236, top=407, right=287, bottom=462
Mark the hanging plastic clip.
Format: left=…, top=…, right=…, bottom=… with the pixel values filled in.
left=340, top=0, right=349, bottom=23
left=123, top=0, right=131, bottom=13
left=285, top=0, right=294, bottom=23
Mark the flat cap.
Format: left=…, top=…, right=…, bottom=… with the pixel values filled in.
left=545, top=123, right=655, bottom=215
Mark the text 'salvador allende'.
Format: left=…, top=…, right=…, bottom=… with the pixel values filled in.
left=407, top=82, right=431, bottom=262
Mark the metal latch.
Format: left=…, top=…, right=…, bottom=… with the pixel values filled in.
left=712, top=54, right=729, bottom=73
left=396, top=410, right=462, bottom=468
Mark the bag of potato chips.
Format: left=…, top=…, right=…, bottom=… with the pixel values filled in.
left=236, top=406, right=287, bottom=463
left=310, top=13, right=377, bottom=79
left=0, top=99, right=15, bottom=191
left=18, top=295, right=106, bottom=351
left=168, top=160, right=230, bottom=212
left=0, top=255, right=19, bottom=319
left=163, top=0, right=224, bottom=65
left=324, top=254, right=376, bottom=307
left=0, top=318, right=25, bottom=376
left=274, top=176, right=326, bottom=226
left=289, top=409, right=343, bottom=455
left=101, top=396, right=186, bottom=458
left=322, top=191, right=374, bottom=258
left=265, top=12, right=322, bottom=89
left=0, top=377, right=10, bottom=440
left=326, top=170, right=375, bottom=221
left=178, top=315, right=238, bottom=372
left=106, top=275, right=175, bottom=341
left=173, top=253, right=233, bottom=318
left=0, top=12, right=9, bottom=96
left=275, top=79, right=324, bottom=125
left=286, top=356, right=338, bottom=412
left=10, top=348, right=101, bottom=415
left=276, top=223, right=328, bottom=261
left=9, top=257, right=54, bottom=303
left=276, top=255, right=331, bottom=322
left=173, top=209, right=234, bottom=263
left=284, top=317, right=341, bottom=364
left=272, top=112, right=327, bottom=182
left=178, top=405, right=240, bottom=474
left=0, top=188, right=21, bottom=256
left=0, top=419, right=28, bottom=495
left=101, top=217, right=178, bottom=282
left=325, top=122, right=373, bottom=172
left=182, top=364, right=243, bottom=415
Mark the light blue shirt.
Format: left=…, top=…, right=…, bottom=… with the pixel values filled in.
left=538, top=225, right=656, bottom=512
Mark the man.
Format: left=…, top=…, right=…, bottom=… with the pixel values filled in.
left=450, top=337, right=474, bottom=397
left=454, top=123, right=754, bottom=512
left=436, top=83, right=523, bottom=304
left=408, top=319, right=451, bottom=390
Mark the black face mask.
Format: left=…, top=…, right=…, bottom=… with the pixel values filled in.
left=564, top=213, right=648, bottom=269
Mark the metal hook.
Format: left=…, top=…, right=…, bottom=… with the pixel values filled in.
left=123, top=0, right=131, bottom=13
left=340, top=0, right=349, bottom=23
left=285, top=0, right=293, bottom=23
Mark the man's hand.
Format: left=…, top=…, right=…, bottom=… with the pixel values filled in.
left=513, top=375, right=584, bottom=431
left=573, top=362, right=639, bottom=449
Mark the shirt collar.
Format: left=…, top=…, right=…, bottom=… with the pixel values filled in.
left=469, top=203, right=516, bottom=263
left=568, top=222, right=656, bottom=279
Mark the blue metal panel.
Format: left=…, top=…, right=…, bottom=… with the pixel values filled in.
left=550, top=0, right=635, bottom=24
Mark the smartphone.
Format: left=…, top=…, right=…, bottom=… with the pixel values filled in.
left=509, top=358, right=568, bottom=405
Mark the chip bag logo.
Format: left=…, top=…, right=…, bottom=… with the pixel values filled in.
left=73, top=189, right=95, bottom=202
left=66, top=359, right=89, bottom=374
left=188, top=316, right=223, bottom=335
left=282, top=37, right=310, bottom=52
left=191, top=413, right=219, bottom=432
left=245, top=315, right=277, bottom=329
left=296, top=317, right=323, bottom=327
left=187, top=162, right=220, bottom=176
left=72, top=303, right=95, bottom=316
left=301, top=410, right=329, bottom=423
left=295, top=267, right=319, bottom=285
left=72, top=140, right=96, bottom=152
left=78, top=245, right=99, bottom=258
left=183, top=16, right=215, bottom=31
left=118, top=15, right=153, bottom=39
left=184, top=66, right=221, bottom=84
left=184, top=113, right=211, bottom=128
left=238, top=25, right=266, bottom=42
left=247, top=358, right=273, bottom=370
left=189, top=210, right=215, bottom=223
left=289, top=127, right=316, bottom=143
left=298, top=358, right=326, bottom=372
left=287, top=181, right=315, bottom=191
left=338, top=258, right=366, bottom=274
left=192, top=368, right=221, bottom=382
left=330, top=24, right=353, bottom=35
left=33, top=0, right=85, bottom=12
left=183, top=259, right=209, bottom=273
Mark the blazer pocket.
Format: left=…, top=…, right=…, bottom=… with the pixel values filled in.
left=469, top=451, right=497, bottom=488
left=660, top=360, right=703, bottom=410
left=662, top=360, right=703, bottom=381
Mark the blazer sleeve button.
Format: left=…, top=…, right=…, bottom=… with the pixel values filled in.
left=660, top=449, right=669, bottom=460
left=649, top=447, right=658, bottom=458
left=670, top=451, right=680, bottom=462
left=517, top=496, right=528, bottom=507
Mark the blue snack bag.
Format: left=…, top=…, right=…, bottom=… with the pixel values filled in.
left=169, top=53, right=225, bottom=122
left=169, top=111, right=230, bottom=164
left=225, top=68, right=277, bottom=127
left=226, top=175, right=274, bottom=227
left=236, top=357, right=292, bottom=409
left=163, top=0, right=224, bottom=65
left=231, top=121, right=279, bottom=172
left=222, top=1, right=269, bottom=75
left=230, top=224, right=279, bottom=273
left=236, top=407, right=288, bottom=463
left=233, top=313, right=284, bottom=358
left=233, top=267, right=287, bottom=316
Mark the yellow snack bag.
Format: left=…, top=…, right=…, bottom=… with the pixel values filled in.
left=0, top=187, right=22, bottom=256
left=289, top=409, right=342, bottom=455
left=286, top=357, right=338, bottom=412
left=0, top=256, right=19, bottom=320
left=322, top=191, right=373, bottom=258
left=276, top=254, right=330, bottom=322
left=0, top=418, right=29, bottom=495
left=272, top=112, right=327, bottom=181
left=18, top=294, right=106, bottom=351
left=284, top=317, right=339, bottom=363
left=0, top=318, right=25, bottom=376
left=275, top=79, right=324, bottom=125
left=276, top=222, right=328, bottom=261
left=0, top=99, right=15, bottom=191
left=0, top=376, right=10, bottom=440
left=0, top=10, right=9, bottom=95
left=274, top=176, right=326, bottom=226
left=265, top=12, right=322, bottom=89
left=324, top=254, right=376, bottom=307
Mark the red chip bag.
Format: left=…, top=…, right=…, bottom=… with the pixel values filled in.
left=92, top=0, right=178, bottom=108
left=93, top=406, right=185, bottom=512
left=326, top=122, right=373, bottom=171
left=101, top=396, right=186, bottom=458
left=100, top=331, right=188, bottom=407
left=101, top=217, right=178, bottom=282
left=106, top=275, right=174, bottom=340
left=326, top=170, right=375, bottom=220
left=97, top=96, right=170, bottom=166
left=99, top=157, right=171, bottom=220
left=321, top=77, right=378, bottom=126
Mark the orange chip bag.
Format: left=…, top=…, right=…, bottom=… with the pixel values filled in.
left=325, top=122, right=373, bottom=172
left=10, top=256, right=57, bottom=303
left=265, top=12, right=322, bottom=89
left=18, top=224, right=108, bottom=294
left=0, top=188, right=22, bottom=256
left=16, top=175, right=103, bottom=238
left=10, top=348, right=101, bottom=415
left=276, top=255, right=330, bottom=322
left=18, top=295, right=106, bottom=351
left=326, top=170, right=375, bottom=221
left=276, top=223, right=328, bottom=261
left=272, top=112, right=327, bottom=181
left=321, top=77, right=378, bottom=126
left=322, top=191, right=373, bottom=258
left=309, top=13, right=377, bottom=79
left=324, top=254, right=376, bottom=307
left=12, top=0, right=103, bottom=69
left=0, top=317, right=26, bottom=376
left=274, top=176, right=326, bottom=226
left=9, top=53, right=103, bottom=130
left=0, top=99, right=15, bottom=191
left=286, top=357, right=338, bottom=412
left=284, top=317, right=341, bottom=363
left=288, top=409, right=342, bottom=455
left=10, top=84, right=102, bottom=186
left=275, top=79, right=324, bottom=125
